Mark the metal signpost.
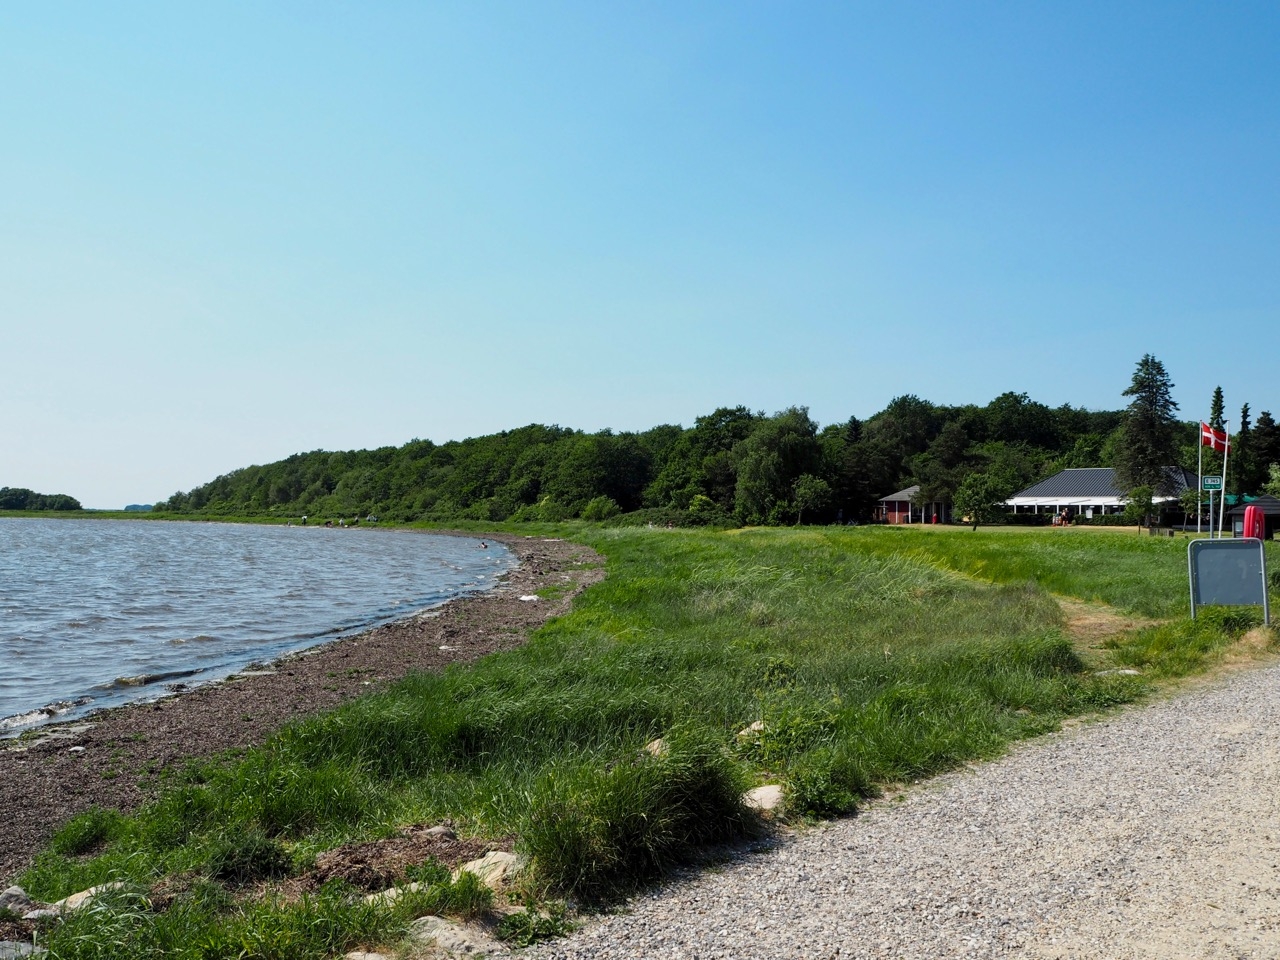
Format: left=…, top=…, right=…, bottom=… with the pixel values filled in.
left=1203, top=476, right=1222, bottom=537
left=1188, top=538, right=1270, bottom=624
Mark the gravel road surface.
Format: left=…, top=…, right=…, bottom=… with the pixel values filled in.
left=531, top=660, right=1280, bottom=960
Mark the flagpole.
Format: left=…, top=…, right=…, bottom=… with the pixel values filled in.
left=1218, top=419, right=1231, bottom=538
left=1197, top=433, right=1203, bottom=535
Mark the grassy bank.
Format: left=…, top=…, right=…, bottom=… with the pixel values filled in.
left=15, top=526, right=1274, bottom=958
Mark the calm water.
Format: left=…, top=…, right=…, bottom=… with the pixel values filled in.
left=0, top=519, right=513, bottom=734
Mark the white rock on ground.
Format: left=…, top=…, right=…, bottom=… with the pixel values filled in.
left=737, top=720, right=766, bottom=738
left=528, top=658, right=1280, bottom=959
left=643, top=738, right=669, bottom=758
left=0, top=887, right=44, bottom=916
left=365, top=850, right=524, bottom=908
left=743, top=784, right=784, bottom=812
left=409, top=915, right=509, bottom=957
left=453, top=851, right=525, bottom=891
left=20, top=882, right=127, bottom=920
left=362, top=881, right=425, bottom=908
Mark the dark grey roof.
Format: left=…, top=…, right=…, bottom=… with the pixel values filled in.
left=1012, top=467, right=1196, bottom=500
left=1154, top=467, right=1197, bottom=497
left=879, top=484, right=920, bottom=503
left=1014, top=468, right=1122, bottom=499
left=1228, top=494, right=1280, bottom=517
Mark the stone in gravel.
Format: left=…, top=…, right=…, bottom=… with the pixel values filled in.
left=743, top=784, right=784, bottom=813
left=453, top=852, right=524, bottom=891
left=409, top=915, right=509, bottom=956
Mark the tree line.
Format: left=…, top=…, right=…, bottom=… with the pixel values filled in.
left=0, top=487, right=82, bottom=511
left=152, top=360, right=1280, bottom=526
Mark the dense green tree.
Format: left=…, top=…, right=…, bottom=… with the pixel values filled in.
left=983, top=392, right=1060, bottom=448
left=1255, top=411, right=1280, bottom=478
left=1113, top=354, right=1180, bottom=491
left=732, top=407, right=821, bottom=525
left=952, top=472, right=1009, bottom=530
left=1265, top=464, right=1280, bottom=498
left=793, top=474, right=832, bottom=525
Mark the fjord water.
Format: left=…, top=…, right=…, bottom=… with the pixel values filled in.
left=0, top=519, right=512, bottom=734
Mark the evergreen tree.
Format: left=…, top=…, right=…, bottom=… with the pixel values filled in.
left=1209, top=386, right=1225, bottom=431
left=1232, top=403, right=1254, bottom=495
left=1255, top=411, right=1280, bottom=481
left=1114, top=354, right=1179, bottom=491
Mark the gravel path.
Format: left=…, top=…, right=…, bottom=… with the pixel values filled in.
left=531, top=661, right=1280, bottom=960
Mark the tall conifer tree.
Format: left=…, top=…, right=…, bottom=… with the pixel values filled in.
left=1209, top=386, right=1225, bottom=430
left=1114, top=354, right=1179, bottom=491
left=1233, top=403, right=1254, bottom=495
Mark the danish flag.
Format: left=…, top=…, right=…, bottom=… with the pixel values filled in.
left=1201, top=422, right=1229, bottom=453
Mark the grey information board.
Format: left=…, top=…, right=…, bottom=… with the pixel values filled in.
left=1188, top=538, right=1270, bottom=624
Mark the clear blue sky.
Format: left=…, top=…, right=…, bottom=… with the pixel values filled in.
left=3, top=2, right=1277, bottom=507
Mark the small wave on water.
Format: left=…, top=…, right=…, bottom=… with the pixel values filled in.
left=0, top=697, right=94, bottom=733
left=0, top=520, right=514, bottom=735
left=99, top=668, right=203, bottom=690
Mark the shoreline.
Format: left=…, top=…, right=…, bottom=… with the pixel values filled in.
left=0, top=532, right=604, bottom=883
left=0, top=520, right=517, bottom=736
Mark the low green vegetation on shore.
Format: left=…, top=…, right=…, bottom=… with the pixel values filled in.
left=15, top=526, right=1275, bottom=959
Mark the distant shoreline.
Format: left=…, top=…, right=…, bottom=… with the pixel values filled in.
left=0, top=532, right=604, bottom=882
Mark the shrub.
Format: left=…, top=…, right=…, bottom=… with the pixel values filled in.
left=581, top=496, right=621, bottom=522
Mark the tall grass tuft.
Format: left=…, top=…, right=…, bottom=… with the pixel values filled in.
left=521, top=732, right=755, bottom=900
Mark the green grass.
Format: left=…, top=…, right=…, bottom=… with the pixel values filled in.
left=829, top=524, right=1280, bottom=618
left=17, top=525, right=1275, bottom=958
